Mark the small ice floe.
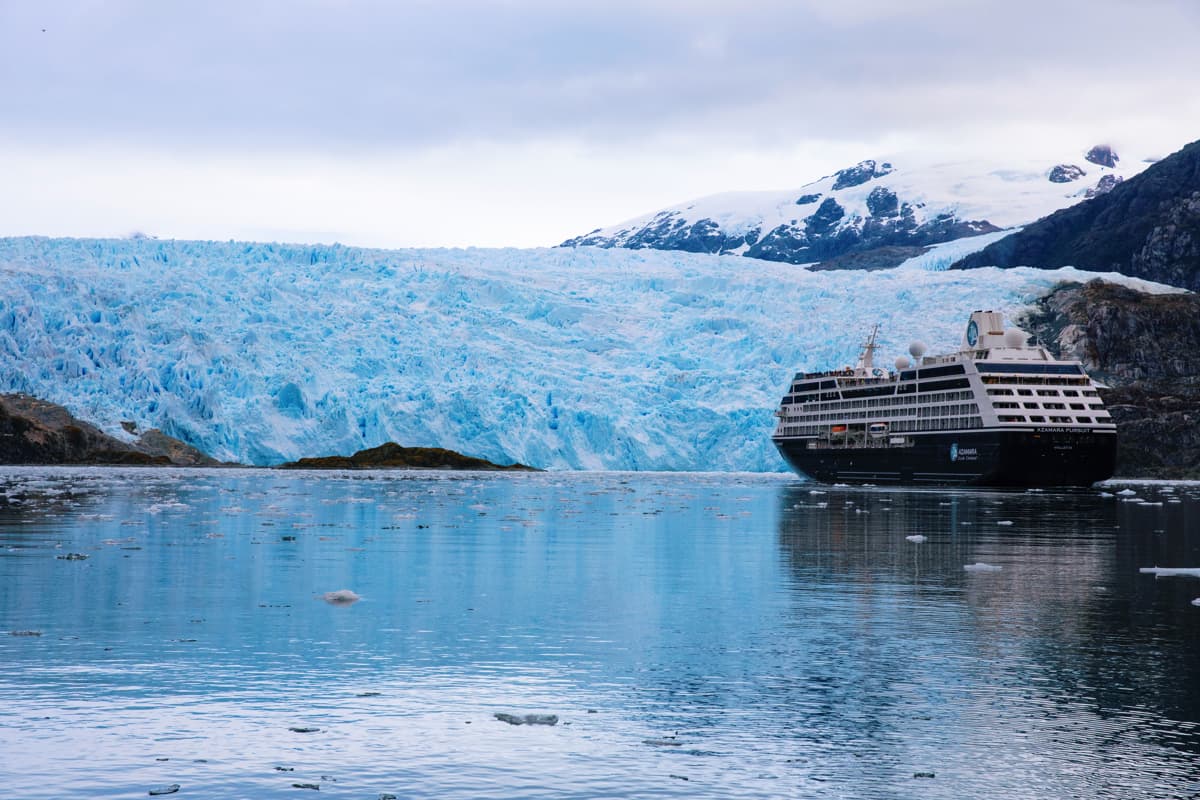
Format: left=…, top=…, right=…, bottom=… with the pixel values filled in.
left=1192, top=598, right=1200, bottom=607
left=494, top=713, right=558, bottom=726
left=964, top=563, right=1002, bottom=572
left=148, top=786, right=180, bottom=797
left=905, top=535, right=927, bottom=544
left=996, top=520, right=1015, bottom=526
left=642, top=737, right=682, bottom=747
left=319, top=589, right=361, bottom=606
left=1139, top=567, right=1200, bottom=578
left=1098, top=491, right=1114, bottom=498
left=833, top=483, right=849, bottom=488
left=809, top=490, right=826, bottom=495
left=1117, top=489, right=1138, bottom=496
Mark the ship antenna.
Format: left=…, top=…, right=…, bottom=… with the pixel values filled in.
left=855, top=323, right=880, bottom=375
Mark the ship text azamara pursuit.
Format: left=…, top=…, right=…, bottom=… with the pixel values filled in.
left=771, top=310, right=1116, bottom=486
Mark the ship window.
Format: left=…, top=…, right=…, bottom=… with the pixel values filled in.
left=1029, top=415, right=1046, bottom=422
left=1076, top=417, right=1091, bottom=423
left=1084, top=390, right=1099, bottom=397
left=1069, top=403, right=1085, bottom=410
left=994, top=401, right=1017, bottom=409
left=1017, top=389, right=1032, bottom=396
left=999, top=415, right=1025, bottom=422
left=1044, top=402, right=1065, bottom=410
left=986, top=388, right=1013, bottom=396
left=1036, top=389, right=1059, bottom=396
left=1050, top=416, right=1071, bottom=423
left=1088, top=404, right=1104, bottom=410
left=1063, top=390, right=1079, bottom=397
left=1023, top=402, right=1039, bottom=409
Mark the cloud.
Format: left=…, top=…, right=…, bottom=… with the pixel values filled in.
left=3, top=0, right=1198, bottom=154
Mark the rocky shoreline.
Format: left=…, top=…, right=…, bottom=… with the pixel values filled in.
left=0, top=395, right=536, bottom=472
left=0, top=394, right=218, bottom=466
left=276, top=442, right=538, bottom=471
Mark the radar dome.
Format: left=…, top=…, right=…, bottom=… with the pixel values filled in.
left=1003, top=328, right=1028, bottom=348
left=908, top=341, right=927, bottom=359
left=894, top=355, right=911, bottom=370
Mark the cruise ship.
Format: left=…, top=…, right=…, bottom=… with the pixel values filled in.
left=771, top=310, right=1116, bottom=486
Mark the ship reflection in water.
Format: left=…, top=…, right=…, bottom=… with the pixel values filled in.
left=0, top=468, right=1198, bottom=799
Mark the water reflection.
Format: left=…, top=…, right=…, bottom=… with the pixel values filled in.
left=776, top=484, right=1200, bottom=795
left=0, top=469, right=1198, bottom=799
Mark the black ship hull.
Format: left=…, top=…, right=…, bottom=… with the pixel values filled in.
left=774, top=429, right=1116, bottom=487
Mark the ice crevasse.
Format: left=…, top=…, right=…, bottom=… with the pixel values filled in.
left=0, top=236, right=1175, bottom=470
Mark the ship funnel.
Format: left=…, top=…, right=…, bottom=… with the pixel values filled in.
left=894, top=355, right=910, bottom=370
left=908, top=341, right=927, bottom=359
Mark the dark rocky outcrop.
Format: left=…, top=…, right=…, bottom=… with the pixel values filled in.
left=808, top=245, right=930, bottom=271
left=795, top=193, right=822, bottom=205
left=865, top=186, right=899, bottom=217
left=953, top=138, right=1200, bottom=290
left=1019, top=280, right=1200, bottom=478
left=1085, top=174, right=1122, bottom=198
left=0, top=394, right=219, bottom=465
left=1048, top=164, right=1086, bottom=183
left=831, top=159, right=893, bottom=190
left=277, top=441, right=538, bottom=471
left=1086, top=144, right=1120, bottom=168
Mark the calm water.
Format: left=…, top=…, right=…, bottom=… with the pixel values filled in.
left=1, top=468, right=1199, bottom=799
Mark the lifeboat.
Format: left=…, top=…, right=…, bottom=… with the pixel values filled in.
left=830, top=424, right=848, bottom=436
left=868, top=422, right=888, bottom=438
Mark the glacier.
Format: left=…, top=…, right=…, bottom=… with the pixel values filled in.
left=0, top=236, right=1178, bottom=471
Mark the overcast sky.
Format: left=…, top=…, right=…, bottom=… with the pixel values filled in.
left=3, top=0, right=1199, bottom=248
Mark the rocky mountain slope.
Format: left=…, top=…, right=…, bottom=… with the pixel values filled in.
left=560, top=147, right=1145, bottom=269
left=954, top=139, right=1200, bottom=290
left=0, top=393, right=218, bottom=465
left=1019, top=280, right=1200, bottom=478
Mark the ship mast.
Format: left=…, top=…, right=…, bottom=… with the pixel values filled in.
left=853, top=323, right=881, bottom=377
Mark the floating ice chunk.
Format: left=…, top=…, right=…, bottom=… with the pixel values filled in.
left=1117, top=489, right=1138, bottom=496
left=1098, top=492, right=1114, bottom=498
left=1193, top=598, right=1200, bottom=607
left=809, top=490, right=826, bottom=495
left=996, top=520, right=1014, bottom=526
left=964, top=562, right=1002, bottom=572
left=319, top=589, right=361, bottom=606
left=1139, top=567, right=1200, bottom=578
left=494, top=713, right=558, bottom=726
left=905, top=535, right=927, bottom=543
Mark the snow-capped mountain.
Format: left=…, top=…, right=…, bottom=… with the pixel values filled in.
left=561, top=146, right=1150, bottom=268
left=0, top=236, right=1176, bottom=471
